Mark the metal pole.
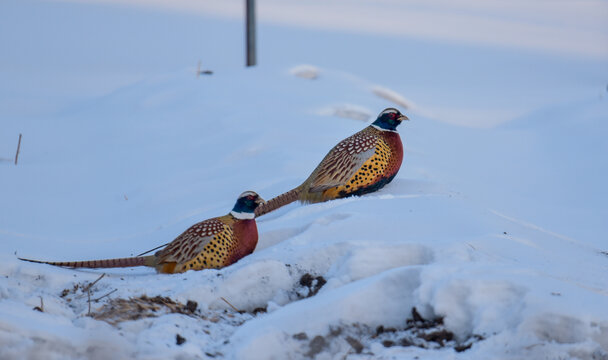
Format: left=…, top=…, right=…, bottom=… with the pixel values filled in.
left=246, top=0, right=256, bottom=66
left=14, top=133, right=22, bottom=165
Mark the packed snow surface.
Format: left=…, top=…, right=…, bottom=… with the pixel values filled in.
left=1, top=1, right=607, bottom=359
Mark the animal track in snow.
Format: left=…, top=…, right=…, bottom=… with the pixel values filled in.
left=489, top=209, right=598, bottom=252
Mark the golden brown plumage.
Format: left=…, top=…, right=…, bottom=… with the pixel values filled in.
left=19, top=191, right=264, bottom=274
left=255, top=108, right=408, bottom=216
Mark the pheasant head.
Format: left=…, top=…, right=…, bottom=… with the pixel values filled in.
left=371, top=108, right=409, bottom=132
left=230, top=191, right=265, bottom=219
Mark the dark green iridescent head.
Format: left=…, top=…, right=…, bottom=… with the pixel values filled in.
left=231, top=191, right=264, bottom=219
left=372, top=108, right=409, bottom=131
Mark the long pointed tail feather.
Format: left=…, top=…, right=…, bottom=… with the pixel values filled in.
left=18, top=256, right=156, bottom=269
left=255, top=186, right=302, bottom=217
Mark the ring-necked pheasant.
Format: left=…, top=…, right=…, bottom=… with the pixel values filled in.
left=255, top=108, right=408, bottom=217
left=19, top=191, right=264, bottom=274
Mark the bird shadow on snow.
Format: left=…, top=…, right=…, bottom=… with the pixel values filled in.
left=258, top=178, right=449, bottom=222
left=379, top=178, right=452, bottom=198
left=257, top=212, right=352, bottom=251
left=256, top=178, right=449, bottom=251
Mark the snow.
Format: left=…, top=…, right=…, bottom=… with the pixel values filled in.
left=1, top=0, right=608, bottom=359
left=289, top=65, right=320, bottom=80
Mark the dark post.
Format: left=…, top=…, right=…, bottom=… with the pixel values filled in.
left=14, top=133, right=22, bottom=165
left=246, top=0, right=256, bottom=66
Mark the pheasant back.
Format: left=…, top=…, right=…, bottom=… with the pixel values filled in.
left=154, top=215, right=258, bottom=274
left=300, top=126, right=403, bottom=203
left=253, top=108, right=407, bottom=217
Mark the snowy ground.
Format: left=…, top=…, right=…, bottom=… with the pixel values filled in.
left=1, top=1, right=608, bottom=359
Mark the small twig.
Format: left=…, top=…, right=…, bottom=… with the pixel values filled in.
left=33, top=296, right=45, bottom=312
left=81, top=273, right=107, bottom=307
left=93, top=289, right=117, bottom=302
left=220, top=297, right=241, bottom=313
left=196, top=60, right=213, bottom=77
left=14, top=133, right=22, bottom=165
left=136, top=243, right=169, bottom=257
left=84, top=273, right=106, bottom=292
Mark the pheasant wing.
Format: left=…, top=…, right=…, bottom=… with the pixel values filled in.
left=308, top=130, right=378, bottom=192
left=156, top=218, right=227, bottom=265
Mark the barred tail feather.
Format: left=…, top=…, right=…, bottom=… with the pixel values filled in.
left=18, top=256, right=156, bottom=269
left=255, top=186, right=302, bottom=217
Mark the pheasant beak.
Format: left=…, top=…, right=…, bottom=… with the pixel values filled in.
left=398, top=114, right=409, bottom=121
left=255, top=196, right=265, bottom=205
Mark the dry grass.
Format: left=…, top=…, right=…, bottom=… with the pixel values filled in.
left=91, top=295, right=199, bottom=325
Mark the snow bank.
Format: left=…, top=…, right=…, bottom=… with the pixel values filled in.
left=1, top=1, right=607, bottom=359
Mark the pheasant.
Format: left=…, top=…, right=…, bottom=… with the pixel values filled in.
left=255, top=108, right=408, bottom=217
left=19, top=191, right=264, bottom=274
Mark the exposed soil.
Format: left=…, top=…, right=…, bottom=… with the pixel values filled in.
left=299, top=273, right=327, bottom=298
left=292, top=307, right=485, bottom=358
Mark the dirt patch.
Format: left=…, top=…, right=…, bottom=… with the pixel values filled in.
left=297, top=273, right=327, bottom=298
left=305, top=335, right=328, bottom=357
left=378, top=307, right=484, bottom=351
left=92, top=295, right=200, bottom=325
left=291, top=307, right=485, bottom=357
left=345, top=336, right=364, bottom=354
left=176, top=334, right=186, bottom=345
left=90, top=294, right=256, bottom=328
